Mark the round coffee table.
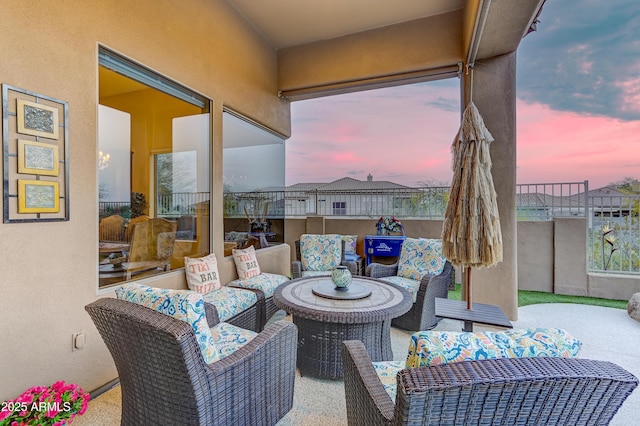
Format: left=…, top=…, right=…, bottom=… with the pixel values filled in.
left=274, top=275, right=412, bottom=379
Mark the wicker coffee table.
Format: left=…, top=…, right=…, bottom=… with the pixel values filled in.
left=274, top=275, right=412, bottom=379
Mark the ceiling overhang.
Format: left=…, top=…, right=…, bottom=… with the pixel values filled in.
left=226, top=0, right=546, bottom=101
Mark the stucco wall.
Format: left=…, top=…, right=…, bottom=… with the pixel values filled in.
left=277, top=11, right=463, bottom=98
left=285, top=217, right=639, bottom=301
left=284, top=218, right=458, bottom=279
left=0, top=0, right=289, bottom=400
left=553, top=217, right=589, bottom=296
left=518, top=218, right=639, bottom=299
left=517, top=221, right=554, bottom=292
left=588, top=273, right=640, bottom=301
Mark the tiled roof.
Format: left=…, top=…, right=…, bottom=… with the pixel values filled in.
left=571, top=186, right=634, bottom=208
left=286, top=177, right=411, bottom=192
left=284, top=183, right=325, bottom=191
left=516, top=193, right=584, bottom=209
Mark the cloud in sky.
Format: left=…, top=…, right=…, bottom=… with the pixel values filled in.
left=286, top=0, right=640, bottom=189
left=516, top=99, right=640, bottom=188
left=286, top=80, right=460, bottom=187
left=517, top=0, right=640, bottom=121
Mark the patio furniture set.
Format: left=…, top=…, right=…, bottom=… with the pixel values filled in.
left=85, top=233, right=638, bottom=425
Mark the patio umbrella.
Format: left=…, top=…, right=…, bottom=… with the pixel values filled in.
left=441, top=101, right=503, bottom=310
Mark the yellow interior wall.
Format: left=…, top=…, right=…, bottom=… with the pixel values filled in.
left=100, top=85, right=203, bottom=207
left=0, top=0, right=288, bottom=400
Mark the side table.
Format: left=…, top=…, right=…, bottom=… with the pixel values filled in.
left=435, top=298, right=513, bottom=332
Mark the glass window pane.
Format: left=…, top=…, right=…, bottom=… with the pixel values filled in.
left=223, top=111, right=285, bottom=249
left=98, top=63, right=210, bottom=289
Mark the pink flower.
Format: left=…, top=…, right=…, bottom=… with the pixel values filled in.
left=51, top=381, right=66, bottom=391
left=15, top=392, right=34, bottom=405
left=79, top=400, right=89, bottom=415
left=2, top=381, right=90, bottom=425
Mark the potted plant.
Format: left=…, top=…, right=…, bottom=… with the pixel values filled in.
left=0, top=381, right=90, bottom=425
left=376, top=216, right=404, bottom=236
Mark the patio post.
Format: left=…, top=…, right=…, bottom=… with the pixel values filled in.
left=461, top=51, right=519, bottom=320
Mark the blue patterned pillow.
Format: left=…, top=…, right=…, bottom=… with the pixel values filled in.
left=300, top=234, right=342, bottom=271
left=372, top=360, right=404, bottom=401
left=210, top=322, right=257, bottom=359
left=397, top=238, right=445, bottom=280
left=115, top=283, right=220, bottom=363
left=201, top=286, right=258, bottom=321
left=405, top=328, right=582, bottom=368
left=341, top=235, right=358, bottom=255
left=227, top=273, right=290, bottom=298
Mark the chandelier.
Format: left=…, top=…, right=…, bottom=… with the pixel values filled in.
left=98, top=151, right=110, bottom=170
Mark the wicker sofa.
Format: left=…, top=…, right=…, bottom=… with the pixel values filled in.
left=86, top=296, right=298, bottom=426
left=342, top=339, right=638, bottom=426
left=201, top=285, right=266, bottom=332
left=199, top=244, right=292, bottom=331
left=221, top=244, right=292, bottom=328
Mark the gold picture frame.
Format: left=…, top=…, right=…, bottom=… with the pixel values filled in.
left=17, top=140, right=59, bottom=176
left=18, top=179, right=60, bottom=213
left=16, top=99, right=60, bottom=140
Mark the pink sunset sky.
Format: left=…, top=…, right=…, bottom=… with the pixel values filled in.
left=285, top=0, right=640, bottom=190
left=286, top=82, right=640, bottom=190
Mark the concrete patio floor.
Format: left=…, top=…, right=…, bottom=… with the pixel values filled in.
left=75, top=303, right=640, bottom=425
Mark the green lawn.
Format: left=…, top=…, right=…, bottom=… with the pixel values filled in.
left=448, top=285, right=628, bottom=310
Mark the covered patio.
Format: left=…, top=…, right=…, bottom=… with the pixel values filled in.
left=8, top=0, right=635, bottom=422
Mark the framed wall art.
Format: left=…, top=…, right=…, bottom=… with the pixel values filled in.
left=17, top=180, right=60, bottom=213
left=17, top=99, right=60, bottom=140
left=18, top=140, right=60, bottom=176
left=2, top=84, right=69, bottom=222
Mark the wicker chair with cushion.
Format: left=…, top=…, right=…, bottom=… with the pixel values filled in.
left=342, top=338, right=638, bottom=426
left=366, top=237, right=453, bottom=331
left=292, top=234, right=358, bottom=278
left=85, top=286, right=297, bottom=426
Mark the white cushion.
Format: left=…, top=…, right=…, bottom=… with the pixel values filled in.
left=184, top=253, right=222, bottom=294
left=232, top=245, right=262, bottom=279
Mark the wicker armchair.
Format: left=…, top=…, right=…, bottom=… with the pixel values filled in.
left=86, top=297, right=297, bottom=426
left=367, top=256, right=453, bottom=331
left=292, top=235, right=359, bottom=278
left=342, top=339, right=638, bottom=426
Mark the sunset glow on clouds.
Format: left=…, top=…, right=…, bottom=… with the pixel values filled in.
left=286, top=81, right=460, bottom=187
left=286, top=86, right=640, bottom=189
left=286, top=0, right=640, bottom=190
left=516, top=100, right=640, bottom=187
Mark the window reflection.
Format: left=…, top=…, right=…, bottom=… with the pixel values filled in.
left=223, top=111, right=285, bottom=251
left=98, top=65, right=210, bottom=288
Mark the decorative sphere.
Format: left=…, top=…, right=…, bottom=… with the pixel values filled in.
left=331, top=266, right=352, bottom=290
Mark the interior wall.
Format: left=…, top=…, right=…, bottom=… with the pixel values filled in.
left=0, top=0, right=288, bottom=400
left=100, top=87, right=203, bottom=204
